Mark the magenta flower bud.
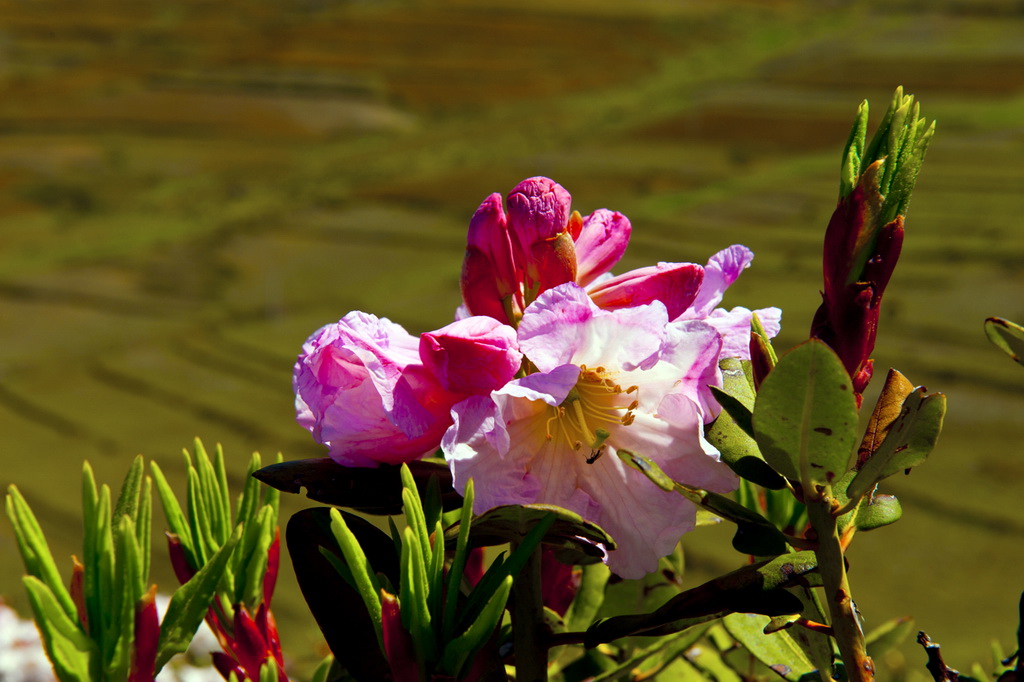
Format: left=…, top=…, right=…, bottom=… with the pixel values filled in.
left=420, top=317, right=522, bottom=395
left=462, top=193, right=520, bottom=325
left=506, top=177, right=577, bottom=301
left=574, top=209, right=631, bottom=287
left=587, top=262, right=704, bottom=320
left=506, top=177, right=573, bottom=254
left=460, top=178, right=581, bottom=324
left=294, top=312, right=461, bottom=467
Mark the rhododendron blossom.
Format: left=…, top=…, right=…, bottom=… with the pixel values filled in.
left=459, top=178, right=779, bottom=362
left=294, top=312, right=466, bottom=467
left=442, top=283, right=739, bottom=578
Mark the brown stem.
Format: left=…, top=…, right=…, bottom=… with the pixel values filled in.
left=807, top=496, right=874, bottom=681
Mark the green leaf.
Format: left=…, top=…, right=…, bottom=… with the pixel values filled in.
left=440, top=575, right=512, bottom=677
left=789, top=585, right=835, bottom=679
left=94, top=485, right=115, bottom=651
left=192, top=440, right=229, bottom=547
left=112, top=454, right=145, bottom=523
left=104, top=516, right=141, bottom=681
left=709, top=387, right=787, bottom=490
left=588, top=626, right=709, bottom=682
left=239, top=505, right=274, bottom=607
left=854, top=493, right=903, bottom=531
left=840, top=100, right=869, bottom=198
left=724, top=612, right=818, bottom=681
left=22, top=576, right=97, bottom=682
left=156, top=526, right=242, bottom=669
left=150, top=462, right=195, bottom=566
left=565, top=563, right=611, bottom=634
left=443, top=479, right=475, bottom=644
left=329, top=508, right=384, bottom=650
left=6, top=485, right=78, bottom=623
left=586, top=552, right=818, bottom=646
left=185, top=467, right=215, bottom=567
left=674, top=484, right=791, bottom=556
left=686, top=641, right=743, bottom=681
left=400, top=465, right=433, bottom=581
left=459, top=512, right=556, bottom=635
left=708, top=359, right=785, bottom=491
left=985, top=317, right=1024, bottom=367
left=287, top=508, right=394, bottom=681
left=865, top=616, right=915, bottom=660
left=137, top=476, right=153, bottom=588
left=254, top=457, right=460, bottom=514
left=310, top=655, right=337, bottom=682
left=617, top=448, right=675, bottom=491
left=259, top=661, right=278, bottom=682
left=753, top=339, right=859, bottom=490
left=400, top=525, right=435, bottom=664
left=845, top=387, right=945, bottom=503
left=444, top=503, right=613, bottom=566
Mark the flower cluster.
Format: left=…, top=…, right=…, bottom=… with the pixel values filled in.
left=294, top=177, right=779, bottom=577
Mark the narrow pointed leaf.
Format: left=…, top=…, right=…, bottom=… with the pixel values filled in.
left=441, top=575, right=512, bottom=677
left=6, top=486, right=79, bottom=622
left=22, top=576, right=97, bottom=682
left=156, top=526, right=242, bottom=669
left=287, top=508, right=395, bottom=681
left=113, top=455, right=145, bottom=523
left=329, top=508, right=384, bottom=649
left=443, top=479, right=475, bottom=643
left=459, top=512, right=557, bottom=634
left=150, top=462, right=195, bottom=565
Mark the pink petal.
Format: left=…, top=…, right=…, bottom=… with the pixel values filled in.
left=519, top=283, right=668, bottom=373
left=574, top=209, right=631, bottom=287
left=506, top=177, right=573, bottom=255
left=689, top=245, right=755, bottom=318
left=294, top=312, right=458, bottom=467
left=587, top=262, right=704, bottom=320
left=420, top=317, right=522, bottom=395
left=705, top=306, right=782, bottom=361
left=462, top=193, right=519, bottom=322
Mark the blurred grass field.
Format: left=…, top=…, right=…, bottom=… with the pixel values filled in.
left=1, top=0, right=1023, bottom=676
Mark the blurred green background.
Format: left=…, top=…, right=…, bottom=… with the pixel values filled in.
left=1, top=0, right=1023, bottom=676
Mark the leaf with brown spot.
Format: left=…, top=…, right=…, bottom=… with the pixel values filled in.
left=857, top=369, right=914, bottom=467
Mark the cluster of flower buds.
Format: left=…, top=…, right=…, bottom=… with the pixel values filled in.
left=157, top=442, right=287, bottom=682
left=811, top=88, right=935, bottom=401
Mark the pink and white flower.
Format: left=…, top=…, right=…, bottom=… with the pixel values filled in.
left=294, top=312, right=464, bottom=467
left=674, top=245, right=782, bottom=361
left=442, top=283, right=738, bottom=579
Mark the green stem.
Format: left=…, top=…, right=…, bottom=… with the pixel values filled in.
left=806, top=495, right=874, bottom=682
left=510, top=542, right=547, bottom=682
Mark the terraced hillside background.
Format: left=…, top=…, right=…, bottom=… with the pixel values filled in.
left=2, top=0, right=1023, bottom=675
